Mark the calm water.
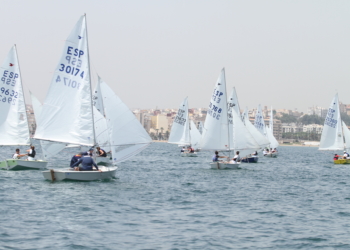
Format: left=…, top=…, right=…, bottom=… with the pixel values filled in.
left=1, top=143, right=350, bottom=249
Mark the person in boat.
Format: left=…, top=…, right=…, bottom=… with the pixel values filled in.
left=96, top=147, right=107, bottom=157
left=70, top=152, right=82, bottom=167
left=252, top=151, right=258, bottom=156
left=188, top=146, right=195, bottom=153
left=334, top=154, right=340, bottom=160
left=273, top=148, right=278, bottom=153
left=343, top=151, right=350, bottom=159
left=229, top=157, right=238, bottom=164
left=71, top=155, right=101, bottom=171
left=12, top=149, right=27, bottom=159
left=233, top=151, right=241, bottom=162
left=82, top=148, right=94, bottom=157
left=26, top=145, right=36, bottom=161
left=212, top=151, right=228, bottom=162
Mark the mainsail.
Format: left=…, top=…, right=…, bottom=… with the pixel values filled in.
left=0, top=46, right=30, bottom=146
left=34, top=15, right=95, bottom=146
left=200, top=68, right=230, bottom=151
left=319, top=94, right=344, bottom=150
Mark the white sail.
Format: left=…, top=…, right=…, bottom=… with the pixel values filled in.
left=30, top=92, right=66, bottom=159
left=342, top=121, right=350, bottom=152
left=98, top=79, right=152, bottom=163
left=92, top=75, right=105, bottom=117
left=266, top=125, right=279, bottom=149
left=198, top=121, right=204, bottom=134
left=0, top=46, right=30, bottom=146
left=200, top=68, right=230, bottom=150
left=227, top=87, right=242, bottom=149
left=34, top=15, right=95, bottom=146
left=269, top=107, right=274, bottom=133
left=93, top=106, right=110, bottom=152
left=232, top=109, right=260, bottom=157
left=319, top=94, right=344, bottom=150
left=244, top=107, right=270, bottom=148
left=190, top=120, right=201, bottom=150
left=254, top=104, right=266, bottom=136
left=168, top=97, right=190, bottom=145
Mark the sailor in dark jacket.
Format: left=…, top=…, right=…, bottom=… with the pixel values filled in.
left=71, top=155, right=100, bottom=171
left=70, top=153, right=82, bottom=167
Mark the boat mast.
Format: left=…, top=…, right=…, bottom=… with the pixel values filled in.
left=14, top=44, right=31, bottom=145
left=84, top=14, right=97, bottom=147
left=224, top=68, right=231, bottom=159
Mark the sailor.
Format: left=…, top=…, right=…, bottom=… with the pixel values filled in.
left=212, top=151, right=228, bottom=162
left=96, top=147, right=107, bottom=157
left=233, top=151, right=241, bottom=162
left=252, top=151, right=258, bottom=156
left=180, top=147, right=185, bottom=153
left=188, top=146, right=195, bottom=153
left=343, top=151, right=350, bottom=159
left=12, top=148, right=27, bottom=159
left=71, top=155, right=100, bottom=171
left=334, top=154, right=340, bottom=160
left=70, top=152, right=82, bottom=167
left=263, top=149, right=267, bottom=155
left=26, top=145, right=36, bottom=161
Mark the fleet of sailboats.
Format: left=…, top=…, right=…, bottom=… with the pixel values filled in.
left=0, top=15, right=300, bottom=177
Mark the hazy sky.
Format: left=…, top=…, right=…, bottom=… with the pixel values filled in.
left=0, top=0, right=349, bottom=112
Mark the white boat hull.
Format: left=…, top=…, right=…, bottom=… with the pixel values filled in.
left=264, top=152, right=278, bottom=158
left=181, top=152, right=198, bottom=157
left=96, top=156, right=112, bottom=166
left=0, top=159, right=48, bottom=170
left=42, top=166, right=117, bottom=181
left=210, top=162, right=240, bottom=169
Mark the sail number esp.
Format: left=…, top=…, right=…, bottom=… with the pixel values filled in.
left=207, top=88, right=223, bottom=120
left=1, top=70, right=19, bottom=106
left=56, top=46, right=85, bottom=89
left=325, top=108, right=337, bottom=128
left=174, top=109, right=186, bottom=126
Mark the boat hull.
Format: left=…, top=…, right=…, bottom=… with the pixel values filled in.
left=334, top=159, right=350, bottom=164
left=181, top=152, right=198, bottom=157
left=42, top=166, right=117, bottom=181
left=96, top=156, right=112, bottom=166
left=210, top=162, right=240, bottom=169
left=0, top=159, right=48, bottom=170
left=264, top=152, right=278, bottom=158
left=241, top=156, right=258, bottom=163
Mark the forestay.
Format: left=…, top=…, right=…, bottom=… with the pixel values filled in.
left=0, top=46, right=30, bottom=146
left=319, top=94, right=344, bottom=150
left=99, top=79, right=152, bottom=163
left=200, top=68, right=230, bottom=151
left=34, top=15, right=95, bottom=146
left=168, top=97, right=190, bottom=145
left=92, top=76, right=105, bottom=117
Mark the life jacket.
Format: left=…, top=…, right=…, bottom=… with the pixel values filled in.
left=99, top=149, right=107, bottom=157
left=334, top=155, right=339, bottom=160
left=28, top=149, right=36, bottom=158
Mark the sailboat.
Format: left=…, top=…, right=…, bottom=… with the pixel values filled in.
left=319, top=93, right=350, bottom=164
left=0, top=46, right=48, bottom=170
left=265, top=107, right=279, bottom=154
left=254, top=104, right=278, bottom=157
left=168, top=97, right=199, bottom=156
left=34, top=15, right=117, bottom=181
left=200, top=68, right=240, bottom=169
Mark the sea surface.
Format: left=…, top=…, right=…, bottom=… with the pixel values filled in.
left=1, top=143, right=350, bottom=249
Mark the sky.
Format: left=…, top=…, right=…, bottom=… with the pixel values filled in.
left=0, top=0, right=349, bottom=112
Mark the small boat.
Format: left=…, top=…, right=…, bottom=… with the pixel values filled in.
left=0, top=46, right=47, bottom=170
left=241, top=156, right=259, bottom=163
left=42, top=166, right=117, bottom=181
left=263, top=152, right=278, bottom=158
left=319, top=93, right=350, bottom=164
left=0, top=159, right=47, bottom=171
left=180, top=152, right=198, bottom=157
left=210, top=161, right=241, bottom=169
